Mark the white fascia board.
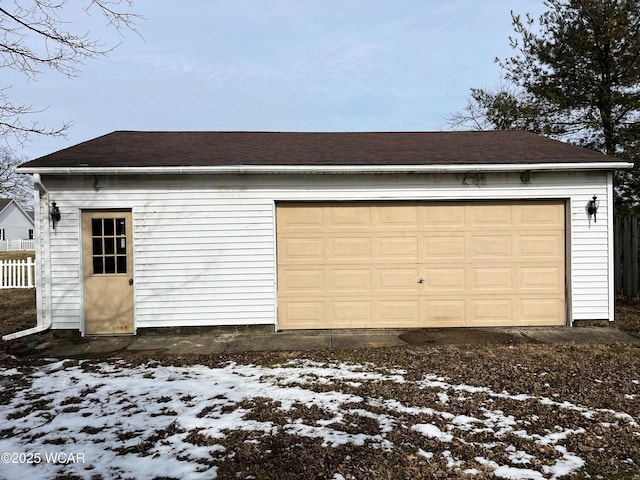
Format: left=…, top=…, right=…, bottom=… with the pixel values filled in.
left=15, top=162, right=634, bottom=175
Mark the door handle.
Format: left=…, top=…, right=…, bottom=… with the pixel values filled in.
left=129, top=278, right=134, bottom=286
left=418, top=277, right=425, bottom=284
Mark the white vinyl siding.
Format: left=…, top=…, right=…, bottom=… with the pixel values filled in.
left=570, top=195, right=610, bottom=320
left=38, top=169, right=613, bottom=331
left=134, top=201, right=275, bottom=327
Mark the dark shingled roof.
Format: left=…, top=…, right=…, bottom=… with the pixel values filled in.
left=20, top=130, right=617, bottom=169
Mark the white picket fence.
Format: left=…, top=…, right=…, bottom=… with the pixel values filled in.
left=0, top=239, right=35, bottom=252
left=0, top=257, right=35, bottom=289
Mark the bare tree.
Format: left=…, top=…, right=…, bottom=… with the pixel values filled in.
left=0, top=0, right=141, bottom=146
left=0, top=146, right=32, bottom=207
left=446, top=78, right=558, bottom=134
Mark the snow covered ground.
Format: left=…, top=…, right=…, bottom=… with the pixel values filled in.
left=0, top=357, right=637, bottom=479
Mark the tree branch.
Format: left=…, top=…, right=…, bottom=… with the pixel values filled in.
left=0, top=0, right=142, bottom=144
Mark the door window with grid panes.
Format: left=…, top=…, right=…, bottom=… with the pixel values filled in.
left=91, top=217, right=128, bottom=274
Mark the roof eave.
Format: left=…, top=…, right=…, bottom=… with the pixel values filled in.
left=15, top=162, right=634, bottom=175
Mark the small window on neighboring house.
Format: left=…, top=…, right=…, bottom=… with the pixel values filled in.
left=28, top=229, right=34, bottom=240
left=0, top=229, right=4, bottom=241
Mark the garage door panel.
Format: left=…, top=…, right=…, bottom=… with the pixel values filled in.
left=426, top=268, right=466, bottom=290
left=377, top=268, right=420, bottom=293
left=328, top=236, right=372, bottom=262
left=518, top=266, right=562, bottom=291
left=279, top=301, right=325, bottom=329
left=376, top=236, right=419, bottom=261
left=375, top=205, right=418, bottom=228
left=516, top=203, right=564, bottom=227
left=470, top=298, right=514, bottom=325
left=472, top=267, right=513, bottom=291
left=327, top=207, right=372, bottom=230
left=469, top=204, right=513, bottom=228
left=279, top=268, right=324, bottom=293
left=330, top=269, right=372, bottom=292
left=518, top=298, right=564, bottom=324
left=278, top=206, right=324, bottom=231
left=422, top=235, right=466, bottom=261
left=423, top=299, right=466, bottom=326
left=470, top=235, right=513, bottom=258
left=277, top=202, right=565, bottom=329
left=332, top=301, right=372, bottom=328
left=421, top=204, right=465, bottom=228
left=378, top=300, right=420, bottom=327
left=279, top=237, right=324, bottom=262
left=517, top=235, right=563, bottom=258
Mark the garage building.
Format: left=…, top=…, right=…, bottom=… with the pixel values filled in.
left=6, top=131, right=632, bottom=337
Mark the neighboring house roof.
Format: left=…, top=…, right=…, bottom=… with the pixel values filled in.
left=17, top=130, right=632, bottom=173
left=0, top=198, right=10, bottom=212
left=0, top=198, right=35, bottom=226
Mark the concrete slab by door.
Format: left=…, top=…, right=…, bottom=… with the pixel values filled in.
left=82, top=211, right=134, bottom=334
left=276, top=201, right=565, bottom=329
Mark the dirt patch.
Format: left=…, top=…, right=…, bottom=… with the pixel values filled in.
left=0, top=251, right=34, bottom=262
left=399, top=328, right=539, bottom=346
left=0, top=289, right=36, bottom=336
left=0, top=288, right=37, bottom=356
left=615, top=298, right=640, bottom=337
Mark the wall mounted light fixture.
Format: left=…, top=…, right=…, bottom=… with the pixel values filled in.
left=587, top=195, right=599, bottom=223
left=50, top=201, right=61, bottom=229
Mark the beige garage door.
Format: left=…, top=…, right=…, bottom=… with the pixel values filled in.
left=277, top=201, right=565, bottom=329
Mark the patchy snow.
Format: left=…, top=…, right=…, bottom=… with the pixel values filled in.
left=411, top=423, right=454, bottom=442
left=506, top=444, right=534, bottom=464
left=0, top=358, right=636, bottom=479
left=418, top=448, right=434, bottom=459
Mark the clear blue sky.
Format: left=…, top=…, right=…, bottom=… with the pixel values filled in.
left=9, top=0, right=547, bottom=160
